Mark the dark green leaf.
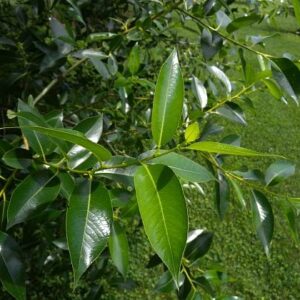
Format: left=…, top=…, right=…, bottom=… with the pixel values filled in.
left=216, top=171, right=230, bottom=219
left=272, top=57, right=300, bottom=103
left=251, top=190, right=274, bottom=256
left=134, top=165, right=188, bottom=286
left=227, top=14, right=261, bottom=33
left=17, top=100, right=57, bottom=155
left=24, top=126, right=111, bottom=162
left=216, top=103, right=247, bottom=126
left=0, top=232, right=26, bottom=300
left=150, top=152, right=214, bottom=183
left=155, top=271, right=176, bottom=293
left=7, top=170, right=60, bottom=228
left=66, top=179, right=112, bottom=285
left=185, top=230, right=213, bottom=262
left=2, top=148, right=32, bottom=169
left=200, top=121, right=224, bottom=141
left=265, top=160, right=295, bottom=186
left=68, top=115, right=103, bottom=169
left=109, top=222, right=129, bottom=278
left=201, top=29, right=223, bottom=60
left=58, top=172, right=75, bottom=200
left=151, top=49, right=184, bottom=147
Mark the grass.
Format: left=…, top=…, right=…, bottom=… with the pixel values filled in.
left=113, top=13, right=300, bottom=300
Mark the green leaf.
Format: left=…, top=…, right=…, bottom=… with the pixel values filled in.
left=216, top=103, right=247, bottom=126
left=251, top=190, right=274, bottom=256
left=49, top=16, right=73, bottom=55
left=24, top=126, right=111, bottom=162
left=228, top=178, right=246, bottom=208
left=134, top=164, right=188, bottom=286
left=66, top=179, right=112, bottom=285
left=186, top=141, right=279, bottom=157
left=185, top=122, right=201, bottom=143
left=58, top=172, right=75, bottom=200
left=150, top=152, right=214, bottom=183
left=67, top=115, right=103, bottom=169
left=201, top=28, right=223, bottom=60
left=207, top=65, right=231, bottom=94
left=292, top=0, right=300, bottom=28
left=128, top=44, right=141, bottom=75
left=271, top=57, right=300, bottom=103
left=227, top=14, right=261, bottom=33
left=2, top=148, right=32, bottom=169
left=216, top=171, right=230, bottom=219
left=191, top=75, right=207, bottom=109
left=109, top=222, right=129, bottom=278
left=265, top=160, right=295, bottom=186
left=263, top=78, right=283, bottom=100
left=7, top=170, right=60, bottom=228
left=151, top=49, right=184, bottom=147
left=185, top=230, right=213, bottom=263
left=17, top=100, right=57, bottom=156
left=155, top=271, right=177, bottom=293
left=0, top=232, right=26, bottom=300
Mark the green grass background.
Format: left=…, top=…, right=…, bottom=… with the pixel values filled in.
left=114, top=14, right=300, bottom=300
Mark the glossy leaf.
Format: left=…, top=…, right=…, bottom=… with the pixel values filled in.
left=49, top=16, right=73, bottom=55
left=251, top=190, right=274, bottom=256
left=265, top=160, right=295, bottom=186
left=216, top=171, right=230, bottom=219
left=24, top=126, right=111, bottom=162
left=155, top=271, right=177, bottom=292
left=272, top=57, right=300, bottom=103
left=67, top=115, right=103, bottom=169
left=58, top=172, right=75, bottom=200
left=207, top=65, right=231, bottom=94
left=185, top=122, right=201, bottom=143
left=216, top=103, right=247, bottom=126
left=0, top=232, right=26, bottom=300
left=7, top=170, right=60, bottom=228
left=17, top=100, right=56, bottom=155
left=151, top=49, right=184, bottom=147
left=134, top=164, right=188, bottom=285
left=128, top=44, right=141, bottom=75
left=186, top=141, right=279, bottom=157
left=200, top=121, right=224, bottom=141
left=150, top=152, right=214, bottom=183
left=227, top=14, right=261, bottom=33
left=2, top=148, right=32, bottom=169
left=191, top=75, right=207, bottom=109
left=185, top=230, right=213, bottom=262
left=109, top=222, right=129, bottom=278
left=66, top=179, right=112, bottom=285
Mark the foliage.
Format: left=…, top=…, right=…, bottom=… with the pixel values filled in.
left=1, top=0, right=300, bottom=299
